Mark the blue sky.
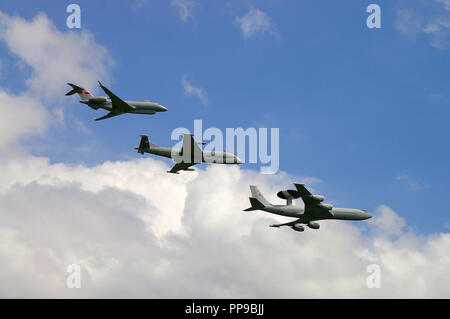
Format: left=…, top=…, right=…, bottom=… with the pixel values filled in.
left=1, top=0, right=449, bottom=235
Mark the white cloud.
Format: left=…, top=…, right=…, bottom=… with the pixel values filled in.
left=0, top=12, right=113, bottom=101
left=0, top=10, right=449, bottom=299
left=0, top=90, right=48, bottom=151
left=437, top=0, right=450, bottom=11
left=424, top=16, right=450, bottom=32
left=424, top=16, right=450, bottom=49
left=0, top=11, right=112, bottom=151
left=395, top=173, right=408, bottom=181
left=369, top=205, right=406, bottom=237
left=132, top=0, right=149, bottom=10
left=172, top=0, right=195, bottom=22
left=182, top=74, right=208, bottom=105
left=235, top=8, right=278, bottom=39
left=395, top=173, right=424, bottom=192
left=0, top=156, right=449, bottom=298
left=394, top=9, right=423, bottom=37
left=394, top=3, right=450, bottom=50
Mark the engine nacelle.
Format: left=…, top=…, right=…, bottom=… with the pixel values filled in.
left=310, top=195, right=324, bottom=202
left=308, top=222, right=320, bottom=229
left=320, top=203, right=333, bottom=210
left=88, top=96, right=107, bottom=104
left=292, top=224, right=305, bottom=232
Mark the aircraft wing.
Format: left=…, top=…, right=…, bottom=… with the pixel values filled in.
left=270, top=219, right=300, bottom=228
left=98, top=81, right=135, bottom=113
left=167, top=162, right=196, bottom=174
left=180, top=134, right=203, bottom=163
left=93, top=112, right=123, bottom=121
left=293, top=183, right=315, bottom=205
left=294, top=183, right=334, bottom=218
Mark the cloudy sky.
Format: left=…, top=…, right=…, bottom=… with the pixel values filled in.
left=0, top=0, right=449, bottom=298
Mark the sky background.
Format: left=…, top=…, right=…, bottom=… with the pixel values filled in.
left=0, top=0, right=449, bottom=298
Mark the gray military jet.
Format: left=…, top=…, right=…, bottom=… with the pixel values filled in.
left=244, top=183, right=371, bottom=232
left=65, top=82, right=167, bottom=121
left=136, top=134, right=242, bottom=174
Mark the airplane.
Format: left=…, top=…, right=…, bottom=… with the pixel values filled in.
left=135, top=134, right=242, bottom=174
left=65, top=82, right=167, bottom=121
left=244, top=183, right=371, bottom=232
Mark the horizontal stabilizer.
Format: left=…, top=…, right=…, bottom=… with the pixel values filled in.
left=65, top=83, right=85, bottom=96
left=66, top=83, right=93, bottom=101
left=243, top=197, right=266, bottom=212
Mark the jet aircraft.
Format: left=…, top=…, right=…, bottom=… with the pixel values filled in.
left=65, top=82, right=167, bottom=121
left=244, top=183, right=371, bottom=232
left=135, top=134, right=242, bottom=174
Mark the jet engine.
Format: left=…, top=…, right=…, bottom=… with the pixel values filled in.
left=310, top=195, right=324, bottom=202
left=307, top=222, right=320, bottom=229
left=88, top=96, right=107, bottom=104
left=292, top=224, right=305, bottom=232
left=320, top=203, right=333, bottom=210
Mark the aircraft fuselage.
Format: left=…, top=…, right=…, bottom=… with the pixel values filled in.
left=145, top=145, right=242, bottom=165
left=81, top=99, right=167, bottom=114
left=262, top=205, right=371, bottom=222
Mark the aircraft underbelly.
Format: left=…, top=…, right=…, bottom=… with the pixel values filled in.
left=266, top=206, right=303, bottom=218
left=330, top=209, right=364, bottom=220
left=88, top=102, right=112, bottom=111
left=130, top=108, right=156, bottom=114
left=128, top=102, right=159, bottom=114
left=149, top=147, right=173, bottom=159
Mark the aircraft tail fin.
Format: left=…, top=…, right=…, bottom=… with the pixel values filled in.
left=66, top=83, right=93, bottom=101
left=250, top=185, right=271, bottom=206
left=135, top=135, right=155, bottom=154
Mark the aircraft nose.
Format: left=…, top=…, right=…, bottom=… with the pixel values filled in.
left=236, top=156, right=243, bottom=164
left=159, top=105, right=168, bottom=112
left=362, top=210, right=372, bottom=220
